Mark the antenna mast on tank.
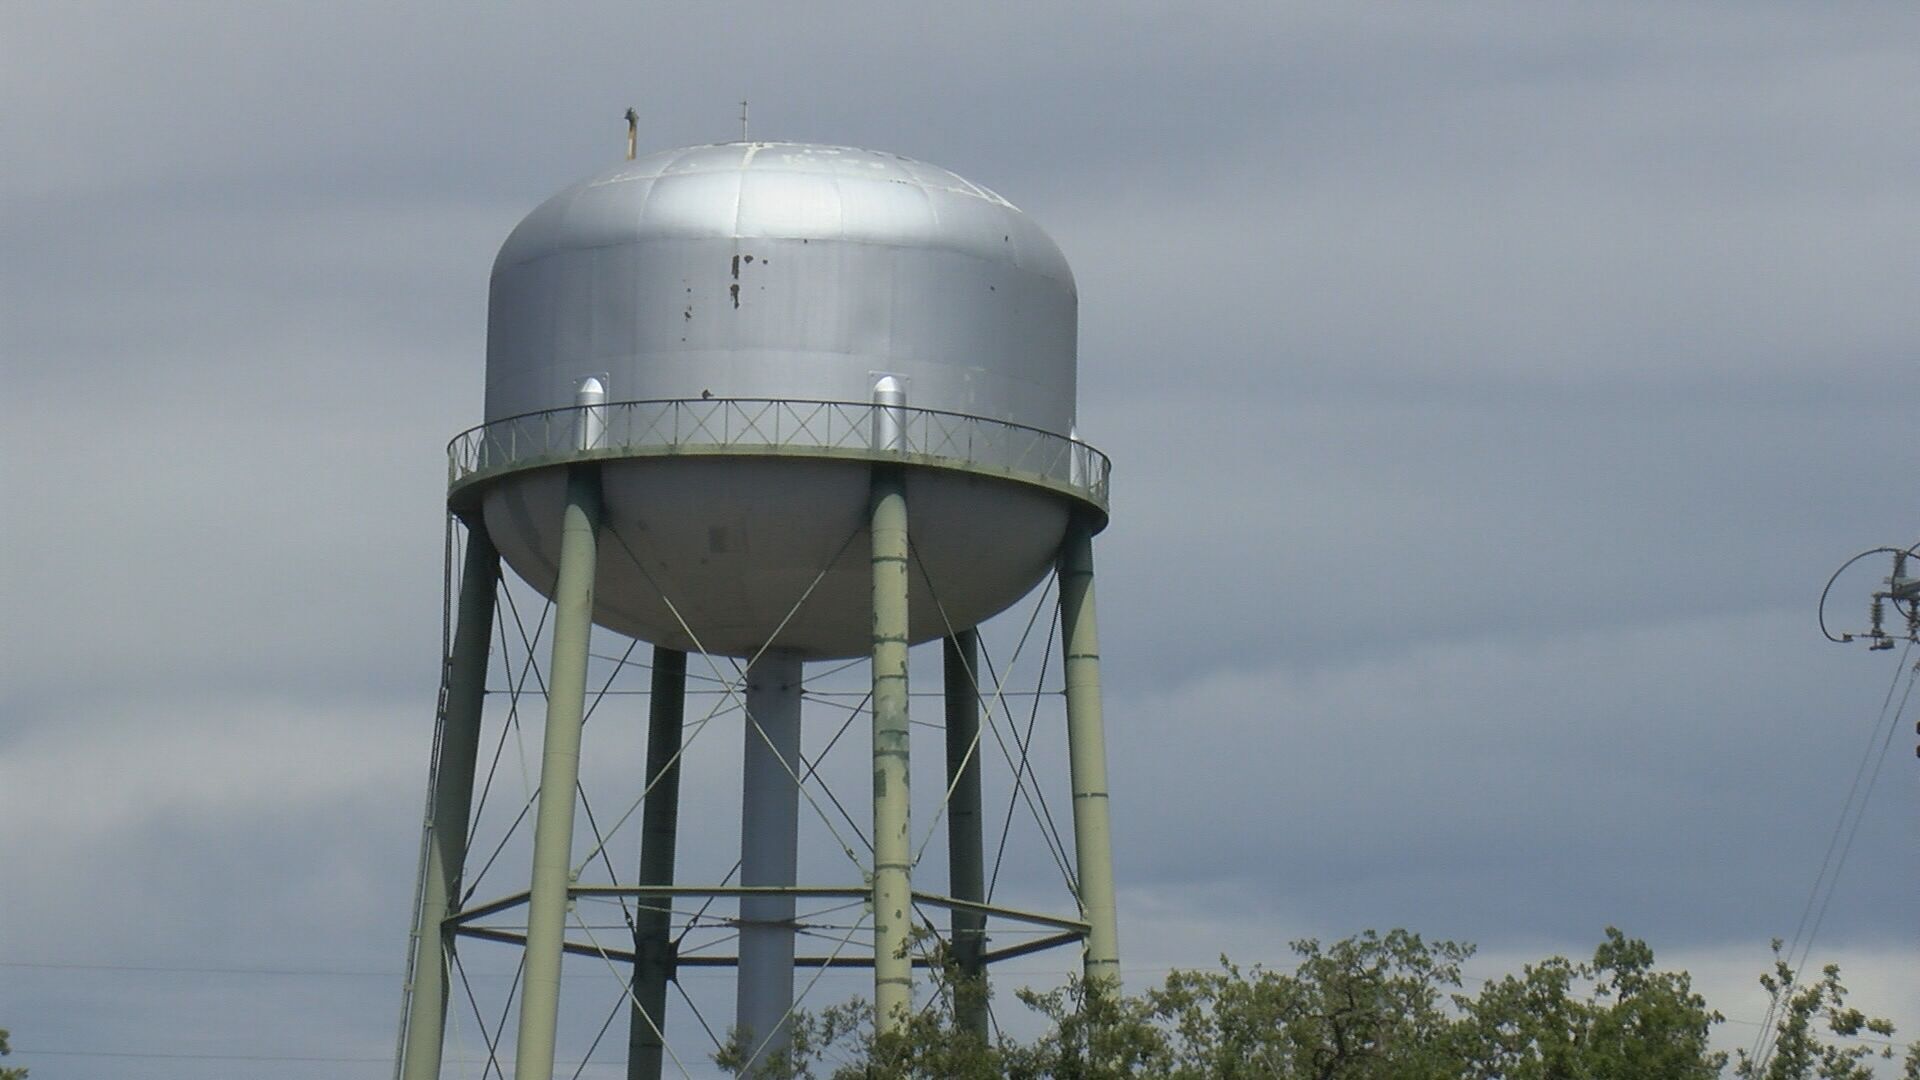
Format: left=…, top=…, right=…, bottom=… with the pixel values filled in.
left=740, top=99, right=749, bottom=142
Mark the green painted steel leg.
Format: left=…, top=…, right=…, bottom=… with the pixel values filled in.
left=943, top=630, right=989, bottom=1040
left=627, top=647, right=686, bottom=1080
left=399, top=523, right=499, bottom=1080
left=869, top=467, right=914, bottom=1033
left=1058, top=519, right=1120, bottom=989
left=513, top=465, right=603, bottom=1080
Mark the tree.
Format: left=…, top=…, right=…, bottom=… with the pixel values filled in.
left=746, top=929, right=1914, bottom=1079
left=1141, top=930, right=1469, bottom=1079
left=1732, top=941, right=1903, bottom=1080
left=0, top=1026, right=26, bottom=1080
left=1449, top=927, right=1725, bottom=1079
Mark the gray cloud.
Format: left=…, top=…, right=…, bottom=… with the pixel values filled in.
left=5, top=2, right=1918, bottom=1076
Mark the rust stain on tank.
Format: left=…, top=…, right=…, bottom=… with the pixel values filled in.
left=730, top=283, right=740, bottom=308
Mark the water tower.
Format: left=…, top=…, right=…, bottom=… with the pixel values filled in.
left=394, top=138, right=1117, bottom=1080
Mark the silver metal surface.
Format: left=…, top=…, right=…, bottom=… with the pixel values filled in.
left=871, top=375, right=906, bottom=453
left=486, top=142, right=1077, bottom=437
left=452, top=398, right=1110, bottom=510
left=466, top=401, right=1102, bottom=658
left=576, top=377, right=606, bottom=451
left=472, top=141, right=1097, bottom=656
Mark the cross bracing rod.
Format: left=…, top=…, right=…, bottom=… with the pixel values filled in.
left=589, top=515, right=875, bottom=882
left=943, top=629, right=989, bottom=1006
left=943, top=630, right=991, bottom=1032
left=450, top=886, right=1089, bottom=934
left=901, top=548, right=1081, bottom=901
left=453, top=927, right=1087, bottom=969
left=433, top=473, right=1106, bottom=1074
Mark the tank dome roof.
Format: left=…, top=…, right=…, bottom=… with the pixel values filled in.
left=494, top=142, right=1074, bottom=289
left=484, top=141, right=1081, bottom=437
left=471, top=140, right=1094, bottom=656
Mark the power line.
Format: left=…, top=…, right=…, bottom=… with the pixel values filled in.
left=13, top=1046, right=622, bottom=1065
left=1749, top=642, right=1919, bottom=1070
left=14, top=1047, right=391, bottom=1063
left=0, top=959, right=403, bottom=978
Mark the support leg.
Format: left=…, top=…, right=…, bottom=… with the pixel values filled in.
left=1058, top=519, right=1120, bottom=988
left=869, top=467, right=914, bottom=1033
left=628, top=647, right=686, bottom=1080
left=512, top=464, right=602, bottom=1080
left=399, top=523, right=499, bottom=1080
left=943, top=630, right=989, bottom=1039
left=735, top=650, right=804, bottom=1070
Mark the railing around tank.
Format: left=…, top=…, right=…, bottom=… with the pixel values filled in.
left=447, top=398, right=1110, bottom=510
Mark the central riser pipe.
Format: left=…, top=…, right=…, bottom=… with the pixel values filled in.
left=736, top=650, right=804, bottom=1069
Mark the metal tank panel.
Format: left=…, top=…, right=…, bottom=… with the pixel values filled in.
left=481, top=459, right=1068, bottom=658
left=484, top=142, right=1078, bottom=435
left=475, top=142, right=1089, bottom=656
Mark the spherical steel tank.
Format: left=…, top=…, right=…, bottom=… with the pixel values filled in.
left=463, top=142, right=1098, bottom=659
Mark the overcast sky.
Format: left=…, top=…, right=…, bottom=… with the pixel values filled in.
left=4, top=3, right=1919, bottom=1077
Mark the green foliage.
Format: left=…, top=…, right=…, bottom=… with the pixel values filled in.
left=0, top=1026, right=25, bottom=1080
left=999, top=977, right=1167, bottom=1079
left=1141, top=930, right=1469, bottom=1079
left=712, top=944, right=1014, bottom=1079
left=1732, top=941, right=1902, bottom=1080
left=1451, top=928, right=1725, bottom=1080
left=740, top=929, right=1911, bottom=1080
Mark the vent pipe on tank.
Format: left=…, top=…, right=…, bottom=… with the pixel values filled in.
left=577, top=377, right=607, bottom=451
left=872, top=375, right=906, bottom=453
